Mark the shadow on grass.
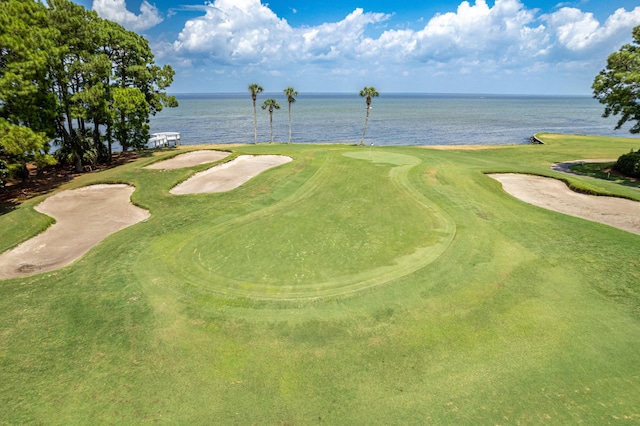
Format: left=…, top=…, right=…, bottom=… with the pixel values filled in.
left=0, top=199, right=18, bottom=215
left=570, top=162, right=640, bottom=190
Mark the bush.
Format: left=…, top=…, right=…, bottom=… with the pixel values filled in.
left=613, top=149, right=640, bottom=178
left=0, top=158, right=7, bottom=189
left=7, top=163, right=25, bottom=180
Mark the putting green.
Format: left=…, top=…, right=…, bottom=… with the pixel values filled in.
left=142, top=150, right=455, bottom=300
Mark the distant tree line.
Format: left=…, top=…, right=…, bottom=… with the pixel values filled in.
left=0, top=0, right=177, bottom=187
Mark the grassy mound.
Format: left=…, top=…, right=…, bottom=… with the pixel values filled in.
left=137, top=150, right=454, bottom=300
left=1, top=134, right=640, bottom=423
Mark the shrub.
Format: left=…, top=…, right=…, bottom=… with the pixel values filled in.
left=7, top=163, right=25, bottom=180
left=0, top=157, right=7, bottom=189
left=613, top=149, right=640, bottom=178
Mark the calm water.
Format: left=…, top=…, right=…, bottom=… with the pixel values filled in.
left=149, top=93, right=639, bottom=146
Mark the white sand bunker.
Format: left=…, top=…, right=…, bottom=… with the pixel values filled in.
left=0, top=184, right=149, bottom=279
left=489, top=173, right=640, bottom=235
left=170, top=155, right=292, bottom=195
left=145, top=150, right=231, bottom=170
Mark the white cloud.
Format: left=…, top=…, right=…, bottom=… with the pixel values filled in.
left=544, top=6, right=640, bottom=52
left=93, top=0, right=163, bottom=32
left=173, top=0, right=289, bottom=61
left=173, top=0, right=390, bottom=64
left=165, top=0, right=640, bottom=92
left=366, top=0, right=544, bottom=65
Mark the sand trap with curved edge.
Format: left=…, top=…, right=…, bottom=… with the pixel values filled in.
left=145, top=150, right=231, bottom=170
left=0, top=184, right=149, bottom=279
left=489, top=173, right=640, bottom=235
left=170, top=155, right=292, bottom=194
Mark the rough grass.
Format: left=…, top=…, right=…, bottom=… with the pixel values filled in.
left=570, top=160, right=640, bottom=190
left=1, top=135, right=640, bottom=424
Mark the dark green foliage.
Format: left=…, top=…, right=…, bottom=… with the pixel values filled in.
left=0, top=0, right=177, bottom=175
left=0, top=118, right=55, bottom=180
left=0, top=0, right=57, bottom=138
left=592, top=25, right=640, bottom=134
left=54, top=128, right=110, bottom=170
left=614, top=149, right=640, bottom=177
left=0, top=149, right=8, bottom=189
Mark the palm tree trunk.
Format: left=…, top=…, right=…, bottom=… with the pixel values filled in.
left=269, top=110, right=273, bottom=143
left=253, top=99, right=258, bottom=144
left=288, top=102, right=292, bottom=143
left=361, top=106, right=370, bottom=146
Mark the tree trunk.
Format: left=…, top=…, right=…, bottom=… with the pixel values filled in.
left=74, top=155, right=83, bottom=173
left=361, top=106, right=371, bottom=146
left=253, top=99, right=258, bottom=144
left=120, top=110, right=127, bottom=152
left=107, top=122, right=113, bottom=161
left=105, top=80, right=112, bottom=161
left=288, top=102, right=292, bottom=143
left=20, top=160, right=29, bottom=182
left=269, top=109, right=273, bottom=143
left=62, top=88, right=74, bottom=139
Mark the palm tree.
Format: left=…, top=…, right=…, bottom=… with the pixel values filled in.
left=261, top=98, right=280, bottom=143
left=359, top=86, right=379, bottom=146
left=248, top=83, right=263, bottom=144
left=283, top=87, right=298, bottom=143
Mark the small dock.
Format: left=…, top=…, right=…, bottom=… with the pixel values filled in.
left=148, top=132, right=181, bottom=148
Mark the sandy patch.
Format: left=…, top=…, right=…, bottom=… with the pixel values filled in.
left=170, top=155, right=292, bottom=195
left=489, top=173, right=640, bottom=235
left=144, top=150, right=231, bottom=170
left=0, top=184, right=149, bottom=279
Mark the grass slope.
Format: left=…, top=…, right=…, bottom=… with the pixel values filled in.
left=1, top=134, right=640, bottom=424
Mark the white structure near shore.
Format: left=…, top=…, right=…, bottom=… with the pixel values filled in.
left=148, top=132, right=180, bottom=148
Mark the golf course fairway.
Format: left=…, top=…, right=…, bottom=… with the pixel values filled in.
left=1, top=134, right=640, bottom=424
left=140, top=150, right=455, bottom=300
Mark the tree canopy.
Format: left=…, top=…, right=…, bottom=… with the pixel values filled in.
left=0, top=0, right=177, bottom=181
left=592, top=25, right=640, bottom=134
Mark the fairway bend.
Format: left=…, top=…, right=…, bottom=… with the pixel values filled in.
left=162, top=151, right=456, bottom=301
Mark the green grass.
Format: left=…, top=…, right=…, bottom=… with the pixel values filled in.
left=569, top=161, right=640, bottom=189
left=1, top=134, right=640, bottom=424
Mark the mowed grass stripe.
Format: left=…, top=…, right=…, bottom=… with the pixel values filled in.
left=1, top=136, right=640, bottom=424
left=140, top=149, right=454, bottom=300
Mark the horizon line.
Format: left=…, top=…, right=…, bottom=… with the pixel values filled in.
left=167, top=91, right=594, bottom=97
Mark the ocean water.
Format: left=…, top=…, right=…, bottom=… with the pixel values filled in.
left=149, top=93, right=639, bottom=146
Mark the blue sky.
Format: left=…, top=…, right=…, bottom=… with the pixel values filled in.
left=73, top=0, right=640, bottom=94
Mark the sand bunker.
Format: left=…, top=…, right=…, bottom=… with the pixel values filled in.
left=144, top=150, right=231, bottom=170
left=170, top=155, right=292, bottom=195
left=0, top=184, right=149, bottom=279
left=489, top=173, right=640, bottom=235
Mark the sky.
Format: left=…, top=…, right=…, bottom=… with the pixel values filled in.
left=70, top=0, right=640, bottom=95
